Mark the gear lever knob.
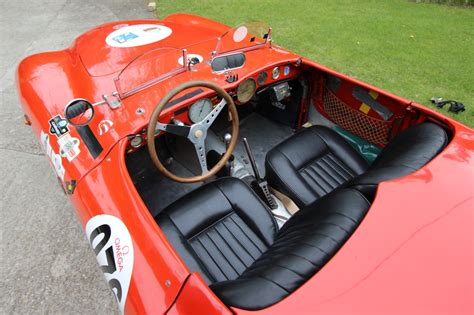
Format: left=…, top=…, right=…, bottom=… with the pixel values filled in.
left=224, top=133, right=232, bottom=150
left=224, top=133, right=234, bottom=162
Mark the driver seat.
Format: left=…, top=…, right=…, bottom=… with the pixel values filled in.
left=155, top=177, right=370, bottom=309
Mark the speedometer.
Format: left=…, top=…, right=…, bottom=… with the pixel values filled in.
left=189, top=98, right=213, bottom=123
left=237, top=78, right=257, bottom=103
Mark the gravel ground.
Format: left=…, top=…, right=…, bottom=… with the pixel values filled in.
left=0, top=1, right=153, bottom=313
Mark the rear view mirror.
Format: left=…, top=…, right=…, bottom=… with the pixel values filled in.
left=65, top=99, right=94, bottom=126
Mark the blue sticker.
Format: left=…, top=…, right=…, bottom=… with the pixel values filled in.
left=112, top=32, right=138, bottom=44
left=284, top=66, right=290, bottom=76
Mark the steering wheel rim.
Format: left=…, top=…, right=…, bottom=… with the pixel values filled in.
left=147, top=80, right=239, bottom=183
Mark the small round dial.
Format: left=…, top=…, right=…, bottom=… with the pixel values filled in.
left=257, top=71, right=268, bottom=85
left=237, top=78, right=257, bottom=103
left=130, top=135, right=143, bottom=148
left=272, top=66, right=280, bottom=80
left=189, top=98, right=213, bottom=123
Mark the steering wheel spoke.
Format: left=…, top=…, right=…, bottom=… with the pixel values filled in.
left=156, top=122, right=191, bottom=137
left=201, top=98, right=227, bottom=129
left=193, top=139, right=209, bottom=175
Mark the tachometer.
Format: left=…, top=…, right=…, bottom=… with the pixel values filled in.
left=189, top=98, right=213, bottom=123
left=237, top=78, right=257, bottom=103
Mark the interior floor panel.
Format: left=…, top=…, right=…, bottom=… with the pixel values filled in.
left=126, top=139, right=202, bottom=216
left=216, top=112, right=294, bottom=177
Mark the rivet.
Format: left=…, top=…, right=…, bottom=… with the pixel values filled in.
left=165, top=280, right=171, bottom=287
left=136, top=108, right=145, bottom=115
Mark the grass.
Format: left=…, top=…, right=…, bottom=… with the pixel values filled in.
left=409, top=0, right=473, bottom=6
left=156, top=0, right=474, bottom=127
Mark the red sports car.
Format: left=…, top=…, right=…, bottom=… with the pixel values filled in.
left=17, top=14, right=474, bottom=314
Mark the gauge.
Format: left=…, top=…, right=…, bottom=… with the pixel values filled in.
left=257, top=71, right=268, bottom=85
left=130, top=135, right=143, bottom=148
left=189, top=98, right=213, bottom=123
left=283, top=66, right=290, bottom=76
left=237, top=78, right=257, bottom=103
left=272, top=66, right=280, bottom=80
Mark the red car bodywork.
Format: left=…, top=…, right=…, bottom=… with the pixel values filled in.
left=17, top=14, right=474, bottom=314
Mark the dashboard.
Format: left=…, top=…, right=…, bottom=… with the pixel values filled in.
left=126, top=60, right=302, bottom=152
left=189, top=63, right=300, bottom=122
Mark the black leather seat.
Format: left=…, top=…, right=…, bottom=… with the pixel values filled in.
left=156, top=177, right=279, bottom=285
left=265, top=125, right=369, bottom=207
left=266, top=123, right=448, bottom=206
left=156, top=177, right=370, bottom=309
left=345, top=122, right=449, bottom=200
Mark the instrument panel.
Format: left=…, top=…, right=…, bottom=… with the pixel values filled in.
left=234, top=64, right=299, bottom=103
left=183, top=64, right=300, bottom=124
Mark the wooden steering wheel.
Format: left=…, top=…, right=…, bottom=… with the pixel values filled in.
left=147, top=80, right=239, bottom=183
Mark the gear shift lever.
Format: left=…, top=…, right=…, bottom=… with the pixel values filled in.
left=242, top=138, right=278, bottom=209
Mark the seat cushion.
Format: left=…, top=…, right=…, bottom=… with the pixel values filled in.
left=211, top=188, right=371, bottom=309
left=345, top=122, right=449, bottom=200
left=265, top=125, right=369, bottom=207
left=155, top=177, right=278, bottom=284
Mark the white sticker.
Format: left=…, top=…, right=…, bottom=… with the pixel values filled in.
left=57, top=134, right=80, bottom=162
left=178, top=53, right=203, bottom=66
left=40, top=131, right=65, bottom=180
left=105, top=24, right=172, bottom=48
left=233, top=26, right=248, bottom=43
left=86, top=215, right=134, bottom=314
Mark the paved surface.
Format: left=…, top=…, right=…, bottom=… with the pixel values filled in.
left=0, top=1, right=153, bottom=313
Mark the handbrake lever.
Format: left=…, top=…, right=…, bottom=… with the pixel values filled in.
left=242, top=138, right=278, bottom=209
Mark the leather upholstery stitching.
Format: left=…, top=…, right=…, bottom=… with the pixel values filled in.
left=204, top=231, right=241, bottom=277
left=188, top=211, right=234, bottom=241
left=299, top=168, right=329, bottom=194
left=318, top=156, right=347, bottom=182
left=254, top=276, right=291, bottom=293
left=316, top=221, right=351, bottom=234
left=221, top=220, right=259, bottom=261
left=214, top=181, right=279, bottom=242
left=326, top=153, right=356, bottom=177
left=266, top=152, right=315, bottom=202
left=256, top=262, right=307, bottom=279
left=310, top=162, right=341, bottom=188
left=195, top=237, right=229, bottom=281
left=214, top=224, right=250, bottom=268
left=229, top=216, right=265, bottom=255
left=321, top=155, right=352, bottom=181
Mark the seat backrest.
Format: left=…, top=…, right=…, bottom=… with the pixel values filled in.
left=211, top=188, right=371, bottom=310
left=345, top=122, right=449, bottom=200
left=156, top=177, right=278, bottom=284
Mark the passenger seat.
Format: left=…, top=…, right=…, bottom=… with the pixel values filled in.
left=265, top=123, right=449, bottom=207
left=265, top=125, right=369, bottom=207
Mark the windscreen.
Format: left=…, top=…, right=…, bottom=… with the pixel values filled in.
left=113, top=21, right=272, bottom=98
left=114, top=47, right=186, bottom=98
left=214, top=21, right=271, bottom=55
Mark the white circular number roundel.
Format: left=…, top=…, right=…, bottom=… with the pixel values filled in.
left=106, top=24, right=172, bottom=48
left=86, top=215, right=134, bottom=313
